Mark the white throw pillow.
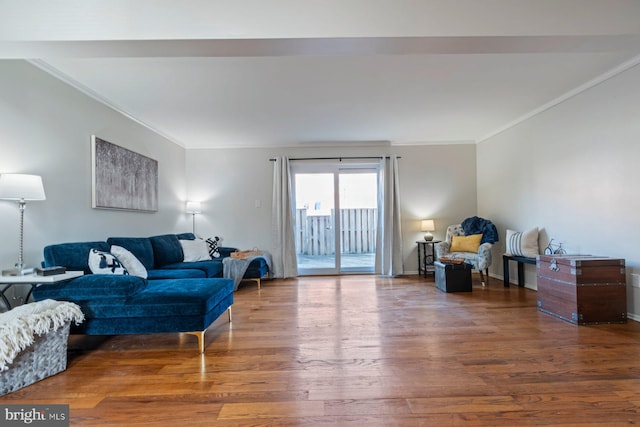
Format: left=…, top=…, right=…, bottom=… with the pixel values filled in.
left=180, top=239, right=212, bottom=262
left=505, top=228, right=539, bottom=258
left=88, top=249, right=129, bottom=275
left=110, top=245, right=148, bottom=279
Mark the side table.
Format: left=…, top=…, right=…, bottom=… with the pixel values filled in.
left=0, top=271, right=84, bottom=311
left=417, top=240, right=441, bottom=277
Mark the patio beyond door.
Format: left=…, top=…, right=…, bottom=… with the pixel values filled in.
left=292, top=163, right=378, bottom=275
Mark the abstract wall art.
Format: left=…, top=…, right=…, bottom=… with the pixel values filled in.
left=91, top=136, right=158, bottom=212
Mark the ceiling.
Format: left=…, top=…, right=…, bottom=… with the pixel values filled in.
left=2, top=1, right=640, bottom=149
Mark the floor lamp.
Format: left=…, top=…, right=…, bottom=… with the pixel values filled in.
left=186, top=201, right=201, bottom=236
left=0, top=174, right=46, bottom=276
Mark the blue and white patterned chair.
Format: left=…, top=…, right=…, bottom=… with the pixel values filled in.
left=435, top=224, right=493, bottom=286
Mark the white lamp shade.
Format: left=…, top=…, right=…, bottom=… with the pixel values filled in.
left=0, top=174, right=46, bottom=201
left=186, top=201, right=202, bottom=214
left=421, top=219, right=435, bottom=232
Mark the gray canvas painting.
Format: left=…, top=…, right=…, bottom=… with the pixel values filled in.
left=92, top=136, right=158, bottom=212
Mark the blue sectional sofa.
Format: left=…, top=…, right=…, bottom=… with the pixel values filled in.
left=43, top=233, right=237, bottom=280
left=32, top=233, right=240, bottom=352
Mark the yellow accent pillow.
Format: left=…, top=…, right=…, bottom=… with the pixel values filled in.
left=450, top=234, right=483, bottom=253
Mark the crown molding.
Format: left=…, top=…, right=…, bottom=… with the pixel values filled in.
left=478, top=53, right=640, bottom=143
left=27, top=59, right=186, bottom=148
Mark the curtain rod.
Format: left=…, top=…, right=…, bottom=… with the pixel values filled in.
left=269, top=156, right=401, bottom=161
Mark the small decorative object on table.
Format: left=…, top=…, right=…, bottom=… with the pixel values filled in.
left=35, top=266, right=67, bottom=276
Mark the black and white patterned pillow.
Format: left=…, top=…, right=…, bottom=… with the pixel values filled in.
left=206, top=236, right=221, bottom=258
left=88, top=249, right=129, bottom=275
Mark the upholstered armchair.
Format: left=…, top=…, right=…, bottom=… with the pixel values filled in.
left=435, top=224, right=494, bottom=286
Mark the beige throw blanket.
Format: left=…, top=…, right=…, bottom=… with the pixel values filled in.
left=0, top=299, right=84, bottom=371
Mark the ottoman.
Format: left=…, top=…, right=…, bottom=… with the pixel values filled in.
left=435, top=261, right=472, bottom=292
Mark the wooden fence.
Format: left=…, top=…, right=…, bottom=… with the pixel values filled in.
left=295, top=208, right=377, bottom=256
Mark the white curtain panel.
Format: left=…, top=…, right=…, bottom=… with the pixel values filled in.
left=271, top=156, right=298, bottom=278
left=375, top=155, right=404, bottom=277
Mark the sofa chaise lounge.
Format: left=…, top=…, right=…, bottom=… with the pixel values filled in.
left=32, top=233, right=241, bottom=352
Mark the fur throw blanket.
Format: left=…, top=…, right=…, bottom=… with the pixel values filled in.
left=462, top=216, right=499, bottom=244
left=0, top=299, right=84, bottom=371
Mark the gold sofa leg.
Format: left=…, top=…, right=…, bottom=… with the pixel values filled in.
left=186, top=308, right=232, bottom=354
left=186, top=331, right=205, bottom=354
left=243, top=278, right=261, bottom=289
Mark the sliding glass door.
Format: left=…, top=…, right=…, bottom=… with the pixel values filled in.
left=293, top=171, right=337, bottom=273
left=338, top=170, right=377, bottom=272
left=292, top=161, right=378, bottom=275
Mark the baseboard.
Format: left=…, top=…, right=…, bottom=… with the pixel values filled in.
left=489, top=272, right=539, bottom=291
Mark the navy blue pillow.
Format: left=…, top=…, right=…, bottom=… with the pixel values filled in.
left=176, top=232, right=196, bottom=240
left=149, top=234, right=184, bottom=267
left=43, top=241, right=110, bottom=274
left=107, top=237, right=155, bottom=270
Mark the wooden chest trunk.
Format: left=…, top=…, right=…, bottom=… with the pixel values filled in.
left=536, top=255, right=627, bottom=325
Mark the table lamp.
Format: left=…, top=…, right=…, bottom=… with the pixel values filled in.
left=421, top=219, right=435, bottom=241
left=0, top=174, right=46, bottom=275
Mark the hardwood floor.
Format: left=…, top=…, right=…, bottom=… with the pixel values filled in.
left=2, top=274, right=640, bottom=426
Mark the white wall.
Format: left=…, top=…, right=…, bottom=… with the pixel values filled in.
left=7, top=54, right=638, bottom=316
left=186, top=143, right=477, bottom=273
left=0, top=60, right=479, bottom=280
left=0, top=60, right=189, bottom=272
left=477, top=63, right=640, bottom=319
